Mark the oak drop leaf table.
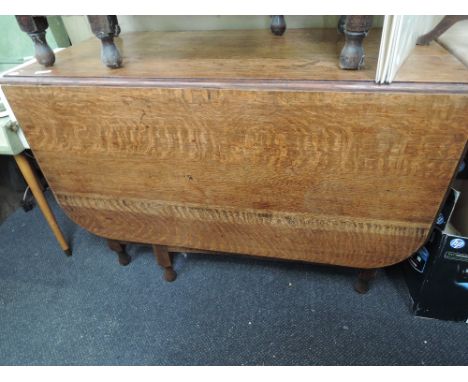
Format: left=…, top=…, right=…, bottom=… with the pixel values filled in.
left=2, top=28, right=467, bottom=293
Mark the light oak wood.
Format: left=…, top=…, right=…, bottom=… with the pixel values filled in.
left=2, top=28, right=468, bottom=270
left=4, top=85, right=467, bottom=268
left=4, top=28, right=467, bottom=84
left=5, top=29, right=377, bottom=81
left=14, top=153, right=71, bottom=256
left=395, top=38, right=468, bottom=83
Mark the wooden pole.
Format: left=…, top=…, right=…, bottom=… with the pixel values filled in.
left=14, top=153, right=71, bottom=256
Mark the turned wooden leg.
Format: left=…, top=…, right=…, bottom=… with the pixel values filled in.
left=270, top=16, right=286, bottom=36
left=354, top=269, right=378, bottom=294
left=152, top=245, right=177, bottom=282
left=337, top=15, right=346, bottom=34
left=339, top=15, right=373, bottom=70
left=15, top=16, right=55, bottom=67
left=14, top=153, right=71, bottom=256
left=417, top=15, right=468, bottom=45
left=87, top=15, right=122, bottom=69
left=107, top=239, right=131, bottom=266
left=109, top=15, right=121, bottom=37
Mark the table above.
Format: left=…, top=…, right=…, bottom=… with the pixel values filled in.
left=3, top=28, right=468, bottom=87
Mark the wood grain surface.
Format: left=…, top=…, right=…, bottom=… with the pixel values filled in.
left=3, top=84, right=468, bottom=268
left=3, top=28, right=467, bottom=84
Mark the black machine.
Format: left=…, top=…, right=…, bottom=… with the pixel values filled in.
left=404, top=171, right=468, bottom=321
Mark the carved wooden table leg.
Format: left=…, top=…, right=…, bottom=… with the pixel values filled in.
left=152, top=245, right=177, bottom=282
left=417, top=15, right=468, bottom=45
left=337, top=15, right=346, bottom=34
left=14, top=153, right=71, bottom=256
left=271, top=16, right=286, bottom=36
left=87, top=15, right=122, bottom=69
left=109, top=15, right=121, bottom=37
left=15, top=16, right=55, bottom=67
left=354, top=269, right=378, bottom=294
left=107, top=239, right=131, bottom=265
left=339, top=15, right=373, bottom=70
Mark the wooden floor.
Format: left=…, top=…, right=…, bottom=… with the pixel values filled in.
left=2, top=28, right=468, bottom=269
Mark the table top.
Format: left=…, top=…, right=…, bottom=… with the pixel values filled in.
left=2, top=28, right=468, bottom=90
left=3, top=28, right=468, bottom=268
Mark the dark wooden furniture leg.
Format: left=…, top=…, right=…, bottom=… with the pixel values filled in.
left=109, top=15, right=121, bottom=37
left=107, top=239, right=131, bottom=265
left=417, top=15, right=468, bottom=45
left=339, top=15, right=373, bottom=70
left=152, top=245, right=177, bottom=282
left=270, top=16, right=286, bottom=36
left=87, top=15, right=122, bottom=69
left=337, top=15, right=346, bottom=34
left=15, top=16, right=55, bottom=67
left=354, top=269, right=378, bottom=294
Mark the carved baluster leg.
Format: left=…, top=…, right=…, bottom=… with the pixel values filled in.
left=270, top=16, right=286, bottom=36
left=417, top=15, right=468, bottom=45
left=354, top=269, right=378, bottom=294
left=109, top=15, right=121, bottom=37
left=107, top=239, right=131, bottom=266
left=87, top=15, right=122, bottom=69
left=15, top=16, right=55, bottom=67
left=337, top=15, right=347, bottom=34
left=152, top=245, right=177, bottom=282
left=339, top=15, right=373, bottom=70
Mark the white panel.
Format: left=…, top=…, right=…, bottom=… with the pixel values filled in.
left=376, top=16, right=443, bottom=84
